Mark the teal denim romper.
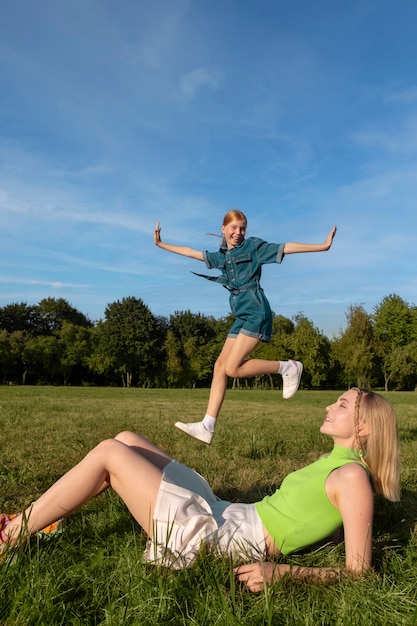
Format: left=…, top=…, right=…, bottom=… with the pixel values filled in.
left=193, top=237, right=285, bottom=342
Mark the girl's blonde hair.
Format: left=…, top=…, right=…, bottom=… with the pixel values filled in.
left=222, top=209, right=247, bottom=227
left=352, top=388, right=400, bottom=502
left=208, top=210, right=248, bottom=242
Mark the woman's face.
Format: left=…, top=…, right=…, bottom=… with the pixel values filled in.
left=222, top=219, right=247, bottom=249
left=320, top=389, right=362, bottom=446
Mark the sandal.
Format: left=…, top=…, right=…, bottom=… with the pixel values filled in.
left=36, top=518, right=65, bottom=537
left=0, top=514, right=18, bottom=561
left=1, top=513, right=64, bottom=545
left=0, top=514, right=16, bottom=544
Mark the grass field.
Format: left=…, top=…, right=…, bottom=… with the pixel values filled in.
left=1, top=386, right=417, bottom=625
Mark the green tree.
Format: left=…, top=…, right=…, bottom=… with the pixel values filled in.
left=0, top=330, right=30, bottom=384
left=36, top=297, right=91, bottom=335
left=269, top=314, right=295, bottom=358
left=332, top=305, right=375, bottom=388
left=251, top=314, right=294, bottom=389
left=165, top=311, right=217, bottom=387
left=55, top=322, right=93, bottom=385
left=373, top=294, right=417, bottom=390
left=289, top=313, right=331, bottom=388
left=99, top=297, right=164, bottom=387
left=23, top=335, right=61, bottom=384
left=0, top=329, right=11, bottom=383
left=164, top=329, right=183, bottom=387
left=86, top=322, right=117, bottom=386
left=0, top=302, right=41, bottom=334
left=8, top=330, right=29, bottom=384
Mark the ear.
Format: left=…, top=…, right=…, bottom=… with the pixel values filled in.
left=358, top=422, right=370, bottom=437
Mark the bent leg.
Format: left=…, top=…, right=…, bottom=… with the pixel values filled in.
left=5, top=438, right=170, bottom=541
left=114, top=431, right=172, bottom=467
left=84, top=432, right=173, bottom=499
left=224, top=334, right=302, bottom=399
left=206, top=335, right=281, bottom=418
left=175, top=335, right=297, bottom=443
left=206, top=338, right=238, bottom=418
left=223, top=334, right=281, bottom=378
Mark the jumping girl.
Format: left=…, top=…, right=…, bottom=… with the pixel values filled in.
left=154, top=211, right=337, bottom=443
left=1, top=389, right=400, bottom=590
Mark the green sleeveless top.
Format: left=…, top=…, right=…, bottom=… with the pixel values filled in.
left=255, top=446, right=369, bottom=555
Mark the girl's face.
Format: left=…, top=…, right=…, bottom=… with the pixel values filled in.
left=222, top=219, right=247, bottom=249
left=320, top=389, right=364, bottom=447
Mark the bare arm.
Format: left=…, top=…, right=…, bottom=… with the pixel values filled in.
left=234, top=561, right=344, bottom=592
left=333, top=463, right=373, bottom=573
left=283, top=225, right=337, bottom=255
left=153, top=221, right=204, bottom=261
left=235, top=462, right=373, bottom=592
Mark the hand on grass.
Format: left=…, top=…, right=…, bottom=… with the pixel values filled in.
left=234, top=562, right=290, bottom=592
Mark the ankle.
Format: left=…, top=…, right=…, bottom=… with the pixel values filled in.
left=202, top=414, right=216, bottom=432
left=278, top=360, right=295, bottom=376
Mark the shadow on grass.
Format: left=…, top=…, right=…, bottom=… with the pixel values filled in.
left=398, top=427, right=417, bottom=442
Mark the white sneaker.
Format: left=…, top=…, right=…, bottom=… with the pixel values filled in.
left=282, top=360, right=303, bottom=399
left=175, top=421, right=213, bottom=444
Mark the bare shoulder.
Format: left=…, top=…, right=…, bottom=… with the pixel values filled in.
left=335, top=462, right=369, bottom=480
left=326, top=462, right=372, bottom=506
left=330, top=462, right=371, bottom=489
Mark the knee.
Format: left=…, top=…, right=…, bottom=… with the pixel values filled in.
left=225, top=365, right=239, bottom=378
left=90, top=438, right=128, bottom=465
left=90, top=438, right=129, bottom=463
left=214, top=355, right=227, bottom=374
left=215, top=355, right=239, bottom=378
left=94, top=438, right=119, bottom=454
left=114, top=430, right=135, bottom=445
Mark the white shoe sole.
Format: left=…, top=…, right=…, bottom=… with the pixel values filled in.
left=282, top=361, right=303, bottom=399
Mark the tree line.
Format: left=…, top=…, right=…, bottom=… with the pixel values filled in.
left=0, top=294, right=416, bottom=390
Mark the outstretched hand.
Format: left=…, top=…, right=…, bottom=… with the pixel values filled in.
left=325, top=225, right=337, bottom=250
left=154, top=221, right=162, bottom=245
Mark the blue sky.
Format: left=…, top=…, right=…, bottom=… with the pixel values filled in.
left=1, top=0, right=416, bottom=338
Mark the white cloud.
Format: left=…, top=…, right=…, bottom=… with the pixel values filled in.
left=384, top=87, right=417, bottom=104
left=180, top=67, right=221, bottom=99
left=0, top=276, right=89, bottom=289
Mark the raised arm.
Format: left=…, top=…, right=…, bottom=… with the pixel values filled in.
left=283, top=225, right=337, bottom=255
left=153, top=221, right=204, bottom=261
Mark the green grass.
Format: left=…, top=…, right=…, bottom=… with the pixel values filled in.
left=1, top=387, right=417, bottom=625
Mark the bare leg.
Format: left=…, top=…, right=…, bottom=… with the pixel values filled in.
left=205, top=339, right=235, bottom=419
left=5, top=436, right=172, bottom=542
left=176, top=334, right=301, bottom=442
left=81, top=431, right=173, bottom=499
left=206, top=335, right=281, bottom=418
left=114, top=431, right=172, bottom=465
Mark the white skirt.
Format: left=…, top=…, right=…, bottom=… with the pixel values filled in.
left=143, top=460, right=266, bottom=569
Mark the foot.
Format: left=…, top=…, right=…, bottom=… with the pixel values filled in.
left=282, top=360, right=303, bottom=399
left=0, top=514, right=17, bottom=557
left=0, top=514, right=13, bottom=545
left=175, top=421, right=213, bottom=444
left=0, top=514, right=64, bottom=545
left=1, top=513, right=65, bottom=562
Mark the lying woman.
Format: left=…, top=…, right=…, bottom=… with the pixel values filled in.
left=1, top=388, right=400, bottom=591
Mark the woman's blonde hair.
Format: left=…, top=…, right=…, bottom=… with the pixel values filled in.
left=352, top=388, right=400, bottom=502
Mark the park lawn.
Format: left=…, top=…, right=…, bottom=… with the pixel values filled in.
left=1, top=386, right=417, bottom=625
